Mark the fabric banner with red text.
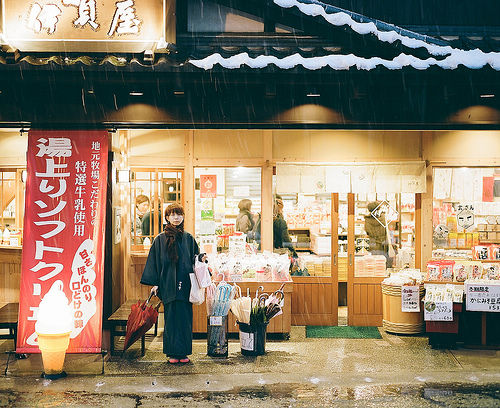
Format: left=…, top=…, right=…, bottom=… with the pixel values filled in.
left=17, top=130, right=108, bottom=353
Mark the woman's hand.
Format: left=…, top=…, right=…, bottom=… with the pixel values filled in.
left=151, top=286, right=158, bottom=296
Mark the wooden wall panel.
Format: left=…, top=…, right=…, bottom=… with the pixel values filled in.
left=194, top=130, right=264, bottom=160
left=351, top=282, right=383, bottom=327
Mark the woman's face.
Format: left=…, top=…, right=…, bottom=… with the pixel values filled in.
left=137, top=201, right=149, bottom=215
left=167, top=212, right=184, bottom=226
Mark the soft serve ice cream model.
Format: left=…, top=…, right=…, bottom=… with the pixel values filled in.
left=35, top=280, right=74, bottom=376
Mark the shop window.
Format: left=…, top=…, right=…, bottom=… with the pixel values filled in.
left=0, top=169, right=25, bottom=247
left=187, top=0, right=264, bottom=32
left=278, top=193, right=332, bottom=277
left=432, top=167, right=500, bottom=258
left=130, top=168, right=183, bottom=250
left=353, top=193, right=416, bottom=277
left=195, top=167, right=261, bottom=253
left=193, top=167, right=292, bottom=283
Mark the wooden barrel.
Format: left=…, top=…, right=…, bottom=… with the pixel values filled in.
left=381, top=284, right=425, bottom=334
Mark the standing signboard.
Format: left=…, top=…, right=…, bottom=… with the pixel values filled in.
left=17, top=130, right=108, bottom=353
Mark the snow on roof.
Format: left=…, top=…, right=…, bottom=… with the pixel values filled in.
left=189, top=0, right=500, bottom=71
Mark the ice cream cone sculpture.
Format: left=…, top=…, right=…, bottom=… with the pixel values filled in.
left=37, top=332, right=71, bottom=374
left=35, top=280, right=74, bottom=375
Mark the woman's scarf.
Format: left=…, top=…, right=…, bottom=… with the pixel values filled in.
left=164, top=221, right=184, bottom=262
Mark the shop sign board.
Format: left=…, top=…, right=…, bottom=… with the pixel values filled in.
left=401, top=286, right=420, bottom=312
left=424, top=301, right=453, bottom=321
left=456, top=204, right=474, bottom=230
left=465, top=283, right=500, bottom=312
left=200, top=175, right=217, bottom=198
left=17, top=130, right=108, bottom=354
left=2, top=0, right=167, bottom=52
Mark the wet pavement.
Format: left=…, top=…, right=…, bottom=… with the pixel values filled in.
left=1, top=326, right=500, bottom=407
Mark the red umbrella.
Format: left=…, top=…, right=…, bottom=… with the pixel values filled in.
left=123, top=293, right=160, bottom=354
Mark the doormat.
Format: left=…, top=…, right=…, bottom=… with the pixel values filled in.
left=306, top=326, right=382, bottom=339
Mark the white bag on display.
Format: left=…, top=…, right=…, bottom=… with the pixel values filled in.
left=189, top=273, right=205, bottom=305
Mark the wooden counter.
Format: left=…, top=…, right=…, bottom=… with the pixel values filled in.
left=0, top=246, right=22, bottom=303
left=128, top=252, right=293, bottom=334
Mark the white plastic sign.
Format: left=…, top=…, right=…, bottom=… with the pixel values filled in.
left=424, top=301, right=453, bottom=321
left=210, top=316, right=223, bottom=326
left=466, top=284, right=500, bottom=312
left=401, top=286, right=420, bottom=312
left=240, top=331, right=254, bottom=351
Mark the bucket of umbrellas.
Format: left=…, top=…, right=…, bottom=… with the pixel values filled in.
left=205, top=279, right=238, bottom=358
left=230, top=284, right=285, bottom=356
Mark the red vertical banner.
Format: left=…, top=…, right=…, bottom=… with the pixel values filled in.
left=483, top=176, right=494, bottom=202
left=17, top=130, right=108, bottom=353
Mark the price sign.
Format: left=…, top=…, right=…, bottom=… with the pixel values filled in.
left=466, top=284, right=500, bottom=312
left=424, top=301, right=453, bottom=321
left=401, top=286, right=420, bottom=312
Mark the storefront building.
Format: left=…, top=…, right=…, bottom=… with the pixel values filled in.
left=0, top=0, right=499, bottom=342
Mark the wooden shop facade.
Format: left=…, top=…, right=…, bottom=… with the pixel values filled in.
left=0, top=0, right=499, bottom=338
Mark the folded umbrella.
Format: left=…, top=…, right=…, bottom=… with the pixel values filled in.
left=123, top=293, right=160, bottom=354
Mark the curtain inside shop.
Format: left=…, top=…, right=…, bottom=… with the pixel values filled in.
left=276, top=162, right=426, bottom=194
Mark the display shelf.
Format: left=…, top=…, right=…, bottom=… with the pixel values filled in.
left=478, top=240, right=500, bottom=244
left=424, top=281, right=464, bottom=286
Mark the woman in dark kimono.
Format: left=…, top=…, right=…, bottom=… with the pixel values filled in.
left=140, top=203, right=199, bottom=364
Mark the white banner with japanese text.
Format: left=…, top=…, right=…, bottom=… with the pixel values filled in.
left=17, top=130, right=108, bottom=353
left=466, top=283, right=500, bottom=312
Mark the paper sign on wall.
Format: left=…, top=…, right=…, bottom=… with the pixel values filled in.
left=200, top=175, right=217, bottom=198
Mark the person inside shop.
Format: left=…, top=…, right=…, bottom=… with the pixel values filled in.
left=140, top=203, right=202, bottom=364
left=235, top=198, right=255, bottom=237
left=141, top=197, right=164, bottom=239
left=364, top=201, right=393, bottom=267
left=273, top=195, right=292, bottom=249
left=133, top=194, right=150, bottom=243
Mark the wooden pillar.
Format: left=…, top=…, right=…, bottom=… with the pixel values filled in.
left=421, top=132, right=434, bottom=267
left=331, top=193, right=339, bottom=325
left=261, top=130, right=273, bottom=252
left=347, top=193, right=355, bottom=326
left=415, top=193, right=422, bottom=270
left=184, top=130, right=195, bottom=235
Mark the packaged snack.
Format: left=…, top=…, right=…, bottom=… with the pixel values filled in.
left=426, top=261, right=441, bottom=281
left=468, top=262, right=483, bottom=280
left=465, top=233, right=474, bottom=249
left=489, top=245, right=500, bottom=261
left=448, top=232, right=457, bottom=248
left=439, top=260, right=454, bottom=282
left=472, top=232, right=479, bottom=246
left=473, top=245, right=490, bottom=260
left=457, top=233, right=466, bottom=249
left=483, top=263, right=500, bottom=280
left=453, top=261, right=468, bottom=282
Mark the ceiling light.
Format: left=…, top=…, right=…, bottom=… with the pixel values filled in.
left=480, top=94, right=495, bottom=98
left=307, top=92, right=320, bottom=97
left=174, top=90, right=185, bottom=96
left=129, top=91, right=144, bottom=96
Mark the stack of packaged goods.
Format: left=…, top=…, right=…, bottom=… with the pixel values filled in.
left=355, top=255, right=387, bottom=277
left=208, top=252, right=291, bottom=283
left=426, top=259, right=499, bottom=282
